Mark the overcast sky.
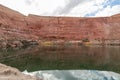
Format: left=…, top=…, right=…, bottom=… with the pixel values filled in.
left=0, top=0, right=120, bottom=17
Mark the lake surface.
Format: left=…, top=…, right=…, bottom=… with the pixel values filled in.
left=24, top=70, right=120, bottom=80
left=0, top=45, right=120, bottom=73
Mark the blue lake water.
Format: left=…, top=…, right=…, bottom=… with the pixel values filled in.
left=0, top=45, right=120, bottom=74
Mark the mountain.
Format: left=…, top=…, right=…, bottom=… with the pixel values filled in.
left=0, top=4, right=120, bottom=43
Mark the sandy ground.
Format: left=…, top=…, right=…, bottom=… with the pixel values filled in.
left=0, top=63, right=41, bottom=80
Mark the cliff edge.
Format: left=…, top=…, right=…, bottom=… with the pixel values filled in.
left=0, top=4, right=120, bottom=44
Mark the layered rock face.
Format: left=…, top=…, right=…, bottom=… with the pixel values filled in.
left=0, top=4, right=120, bottom=42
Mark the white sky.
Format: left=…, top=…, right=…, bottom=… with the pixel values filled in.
left=0, top=0, right=120, bottom=17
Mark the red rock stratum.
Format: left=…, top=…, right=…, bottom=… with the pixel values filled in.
left=0, top=4, right=120, bottom=42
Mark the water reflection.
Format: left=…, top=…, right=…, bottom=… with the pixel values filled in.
left=0, top=45, right=120, bottom=73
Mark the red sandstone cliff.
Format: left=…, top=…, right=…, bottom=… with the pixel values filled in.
left=0, top=4, right=120, bottom=41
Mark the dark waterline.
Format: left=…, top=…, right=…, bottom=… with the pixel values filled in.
left=0, top=45, right=120, bottom=73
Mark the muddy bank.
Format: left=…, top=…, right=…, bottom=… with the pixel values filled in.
left=0, top=63, right=41, bottom=80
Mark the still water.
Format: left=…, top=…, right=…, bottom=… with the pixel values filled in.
left=0, top=45, right=120, bottom=73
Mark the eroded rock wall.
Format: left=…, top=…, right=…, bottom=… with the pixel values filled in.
left=27, top=14, right=120, bottom=41
left=0, top=4, right=120, bottom=42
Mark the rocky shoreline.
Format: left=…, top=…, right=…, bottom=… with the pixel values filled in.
left=0, top=39, right=120, bottom=49
left=0, top=40, right=39, bottom=49
left=0, top=63, right=41, bottom=80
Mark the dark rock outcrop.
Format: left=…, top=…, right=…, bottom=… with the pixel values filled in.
left=0, top=40, right=38, bottom=49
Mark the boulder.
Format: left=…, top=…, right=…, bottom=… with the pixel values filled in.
left=0, top=63, right=41, bottom=80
